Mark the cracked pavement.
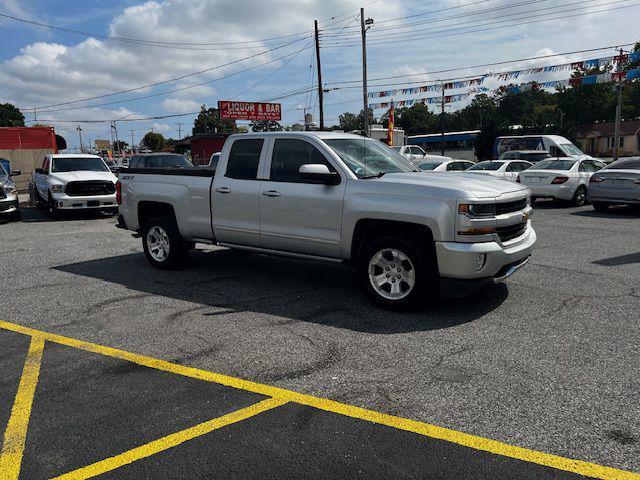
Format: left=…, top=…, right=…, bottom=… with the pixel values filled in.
left=1, top=202, right=639, bottom=473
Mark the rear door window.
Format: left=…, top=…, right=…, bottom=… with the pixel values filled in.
left=225, top=139, right=264, bottom=180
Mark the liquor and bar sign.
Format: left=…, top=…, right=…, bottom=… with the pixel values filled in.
left=218, top=101, right=281, bottom=121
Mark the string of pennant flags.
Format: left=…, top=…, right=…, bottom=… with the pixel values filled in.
left=367, top=52, right=640, bottom=109
left=368, top=67, right=640, bottom=111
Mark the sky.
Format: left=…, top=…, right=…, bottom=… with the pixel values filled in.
left=0, top=0, right=637, bottom=150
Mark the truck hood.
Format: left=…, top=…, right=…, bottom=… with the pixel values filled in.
left=49, top=171, right=116, bottom=184
left=376, top=172, right=527, bottom=199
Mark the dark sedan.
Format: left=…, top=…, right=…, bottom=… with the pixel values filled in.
left=587, top=157, right=640, bottom=211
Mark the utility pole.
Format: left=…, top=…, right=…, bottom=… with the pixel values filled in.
left=177, top=123, right=183, bottom=139
left=314, top=20, right=324, bottom=130
left=440, top=85, right=446, bottom=156
left=360, top=9, right=373, bottom=137
left=130, top=130, right=135, bottom=153
left=76, top=126, right=83, bottom=153
left=613, top=48, right=625, bottom=162
left=111, top=121, right=120, bottom=158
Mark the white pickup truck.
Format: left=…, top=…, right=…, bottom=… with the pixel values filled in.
left=117, top=132, right=536, bottom=309
left=32, top=154, right=118, bottom=218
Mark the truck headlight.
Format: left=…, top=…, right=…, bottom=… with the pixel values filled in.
left=458, top=203, right=496, bottom=218
left=51, top=184, right=65, bottom=193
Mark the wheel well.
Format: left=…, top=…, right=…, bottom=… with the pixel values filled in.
left=351, top=219, right=435, bottom=263
left=138, top=201, right=176, bottom=229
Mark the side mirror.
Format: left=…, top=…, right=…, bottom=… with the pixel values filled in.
left=10, top=170, right=21, bottom=176
left=35, top=168, right=45, bottom=174
left=299, top=164, right=340, bottom=185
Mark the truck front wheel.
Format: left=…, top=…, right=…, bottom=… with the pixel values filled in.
left=142, top=216, right=189, bottom=269
left=358, top=236, right=436, bottom=310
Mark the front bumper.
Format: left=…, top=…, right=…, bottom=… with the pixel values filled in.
left=436, top=225, right=536, bottom=297
left=0, top=196, right=19, bottom=214
left=51, top=192, right=117, bottom=210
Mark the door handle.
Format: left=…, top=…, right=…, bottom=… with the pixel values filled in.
left=215, top=187, right=231, bottom=194
left=262, top=190, right=281, bottom=197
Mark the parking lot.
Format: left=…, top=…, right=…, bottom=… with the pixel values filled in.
left=1, top=202, right=639, bottom=479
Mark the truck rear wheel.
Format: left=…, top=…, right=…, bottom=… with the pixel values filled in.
left=142, top=216, right=189, bottom=269
left=358, top=235, right=436, bottom=310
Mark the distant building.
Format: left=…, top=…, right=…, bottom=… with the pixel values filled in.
left=407, top=130, right=480, bottom=161
left=0, top=127, right=64, bottom=191
left=576, top=120, right=640, bottom=157
left=173, top=134, right=229, bottom=166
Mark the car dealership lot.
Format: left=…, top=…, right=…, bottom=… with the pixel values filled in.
left=1, top=203, right=639, bottom=478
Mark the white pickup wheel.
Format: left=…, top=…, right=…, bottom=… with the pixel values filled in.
left=142, top=216, right=189, bottom=269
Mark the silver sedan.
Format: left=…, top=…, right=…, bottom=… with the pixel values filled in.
left=587, top=157, right=640, bottom=211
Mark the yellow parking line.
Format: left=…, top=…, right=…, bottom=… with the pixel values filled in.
left=0, top=336, right=45, bottom=480
left=0, top=320, right=638, bottom=480
left=51, top=397, right=288, bottom=480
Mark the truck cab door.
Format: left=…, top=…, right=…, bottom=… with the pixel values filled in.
left=211, top=138, right=265, bottom=247
left=35, top=157, right=50, bottom=199
left=259, top=137, right=346, bottom=258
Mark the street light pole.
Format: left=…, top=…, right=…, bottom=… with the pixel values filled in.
left=76, top=126, right=83, bottom=153
left=613, top=48, right=626, bottom=162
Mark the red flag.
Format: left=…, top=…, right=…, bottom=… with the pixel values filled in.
left=387, top=100, right=395, bottom=146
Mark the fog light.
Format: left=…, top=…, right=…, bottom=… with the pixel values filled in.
left=475, top=254, right=487, bottom=272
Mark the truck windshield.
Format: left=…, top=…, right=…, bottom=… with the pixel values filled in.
left=52, top=158, right=109, bottom=173
left=325, top=138, right=419, bottom=178
left=560, top=143, right=583, bottom=156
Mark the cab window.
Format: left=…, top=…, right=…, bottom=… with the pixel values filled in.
left=270, top=139, right=336, bottom=183
left=225, top=139, right=264, bottom=180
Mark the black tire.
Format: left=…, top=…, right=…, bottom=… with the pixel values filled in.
left=358, top=235, right=436, bottom=310
left=572, top=185, right=587, bottom=207
left=47, top=192, right=60, bottom=219
left=34, top=189, right=45, bottom=209
left=593, top=202, right=610, bottom=212
left=141, top=216, right=189, bottom=269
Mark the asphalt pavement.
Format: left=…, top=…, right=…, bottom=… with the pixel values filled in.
left=0, top=201, right=639, bottom=478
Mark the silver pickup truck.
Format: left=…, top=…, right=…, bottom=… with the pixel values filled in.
left=117, top=132, right=536, bottom=309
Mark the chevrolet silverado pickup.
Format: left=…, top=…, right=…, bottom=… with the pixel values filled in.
left=117, top=132, right=536, bottom=309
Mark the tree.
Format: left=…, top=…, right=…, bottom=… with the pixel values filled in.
left=249, top=120, right=282, bottom=132
left=143, top=132, right=166, bottom=152
left=193, top=105, right=235, bottom=134
left=337, top=109, right=376, bottom=134
left=0, top=103, right=25, bottom=127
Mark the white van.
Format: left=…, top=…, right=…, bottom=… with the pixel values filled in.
left=494, top=135, right=592, bottom=160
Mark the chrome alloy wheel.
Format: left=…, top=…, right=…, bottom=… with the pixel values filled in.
left=368, top=248, right=416, bottom=300
left=147, top=226, right=170, bottom=262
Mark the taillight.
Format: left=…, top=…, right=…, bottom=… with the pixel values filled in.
left=590, top=176, right=604, bottom=183
left=116, top=180, right=122, bottom=205
left=551, top=176, right=569, bottom=184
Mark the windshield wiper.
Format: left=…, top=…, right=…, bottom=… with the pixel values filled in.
left=361, top=171, right=386, bottom=179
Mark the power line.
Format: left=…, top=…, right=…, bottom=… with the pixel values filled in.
left=23, top=36, right=311, bottom=111
left=324, top=44, right=636, bottom=86
left=34, top=44, right=314, bottom=113
left=325, top=0, right=631, bottom=43
left=322, top=0, right=551, bottom=36
left=0, top=11, right=312, bottom=48
left=321, top=3, right=640, bottom=47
